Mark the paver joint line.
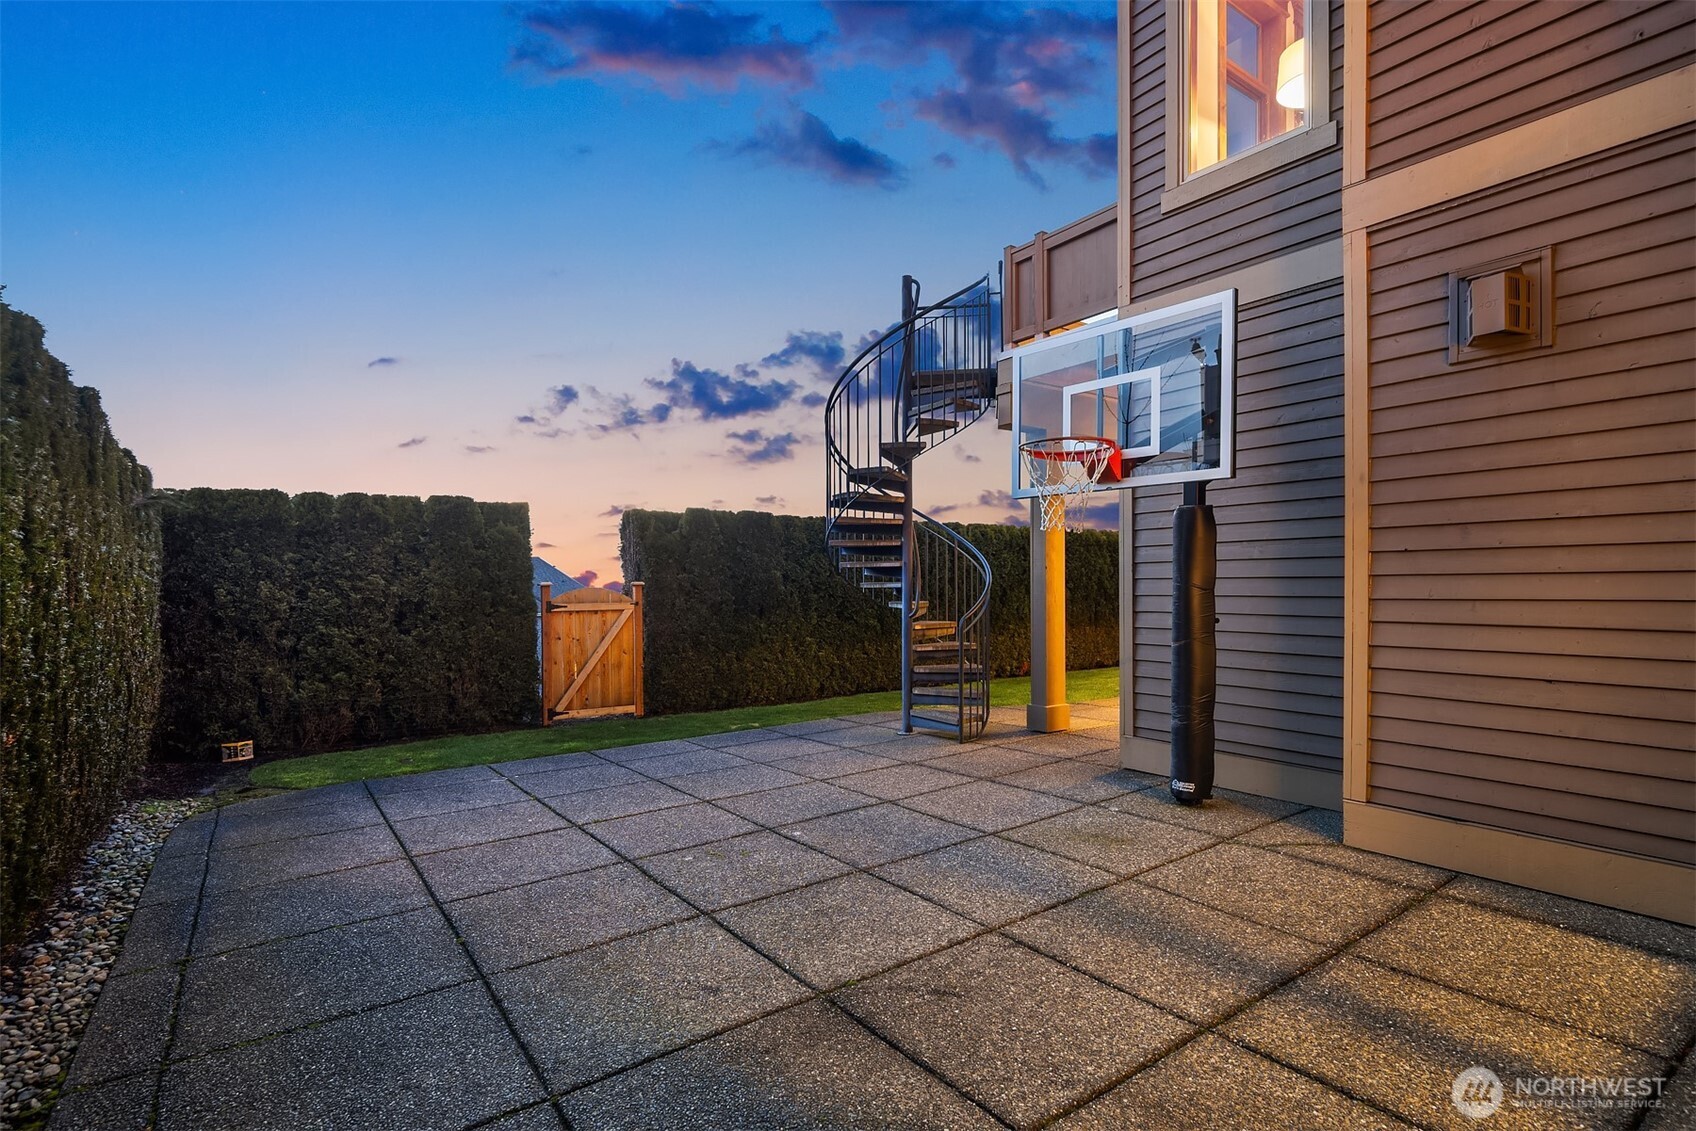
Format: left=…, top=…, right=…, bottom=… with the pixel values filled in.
left=355, top=778, right=560, bottom=1114
left=141, top=799, right=219, bottom=1129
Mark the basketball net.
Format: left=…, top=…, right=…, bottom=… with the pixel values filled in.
left=1019, top=437, right=1118, bottom=532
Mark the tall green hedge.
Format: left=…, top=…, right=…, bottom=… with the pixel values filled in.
left=620, top=508, right=1117, bottom=715
left=153, top=490, right=536, bottom=758
left=1, top=299, right=163, bottom=949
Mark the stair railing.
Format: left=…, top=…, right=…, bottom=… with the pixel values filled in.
left=912, top=510, right=992, bottom=737
left=823, top=273, right=997, bottom=536
left=823, top=271, right=999, bottom=740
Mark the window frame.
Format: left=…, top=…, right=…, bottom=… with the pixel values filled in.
left=1162, top=0, right=1336, bottom=214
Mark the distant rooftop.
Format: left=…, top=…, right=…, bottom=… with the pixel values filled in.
left=531, top=556, right=584, bottom=599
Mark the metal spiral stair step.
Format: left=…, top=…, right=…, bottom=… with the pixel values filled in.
left=829, top=492, right=906, bottom=514
left=834, top=559, right=902, bottom=576
left=831, top=542, right=909, bottom=556
left=830, top=517, right=903, bottom=535
left=910, top=394, right=987, bottom=415
left=908, top=715, right=963, bottom=736
left=912, top=366, right=995, bottom=390
left=912, top=690, right=986, bottom=707
left=913, top=416, right=961, bottom=436
left=911, top=664, right=986, bottom=682
left=847, top=466, right=908, bottom=487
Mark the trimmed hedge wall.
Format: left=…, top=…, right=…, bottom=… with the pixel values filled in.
left=153, top=490, right=537, bottom=758
left=620, top=508, right=1117, bottom=715
left=1, top=300, right=163, bottom=949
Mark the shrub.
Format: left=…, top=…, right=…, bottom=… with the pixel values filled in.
left=152, top=490, right=536, bottom=759
left=620, top=508, right=1117, bottom=715
left=1, top=299, right=162, bottom=949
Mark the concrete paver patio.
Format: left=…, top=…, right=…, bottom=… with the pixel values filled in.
left=49, top=702, right=1696, bottom=1130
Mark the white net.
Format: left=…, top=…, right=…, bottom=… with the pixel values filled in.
left=1019, top=437, right=1117, bottom=532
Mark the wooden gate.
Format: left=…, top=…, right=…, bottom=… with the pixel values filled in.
left=539, top=582, right=644, bottom=723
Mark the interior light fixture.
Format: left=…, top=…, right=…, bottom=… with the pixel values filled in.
left=1276, top=38, right=1305, bottom=109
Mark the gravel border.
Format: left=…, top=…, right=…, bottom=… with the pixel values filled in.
left=0, top=798, right=208, bottom=1126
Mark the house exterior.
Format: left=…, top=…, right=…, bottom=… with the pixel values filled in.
left=1004, top=0, right=1693, bottom=923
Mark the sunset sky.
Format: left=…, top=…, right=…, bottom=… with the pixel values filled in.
left=4, top=1, right=1116, bottom=585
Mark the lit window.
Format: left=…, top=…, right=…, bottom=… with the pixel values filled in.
left=1185, top=0, right=1305, bottom=176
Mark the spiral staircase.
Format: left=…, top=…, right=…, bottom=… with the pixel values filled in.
left=824, top=274, right=999, bottom=740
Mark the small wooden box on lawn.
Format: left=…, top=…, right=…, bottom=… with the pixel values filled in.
left=219, top=740, right=254, bottom=763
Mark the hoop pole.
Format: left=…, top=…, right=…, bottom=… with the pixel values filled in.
left=1170, top=480, right=1216, bottom=804
left=1027, top=497, right=1070, bottom=733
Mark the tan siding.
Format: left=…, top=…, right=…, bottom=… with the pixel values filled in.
left=1132, top=284, right=1345, bottom=774
left=1372, top=620, right=1695, bottom=664
left=1373, top=390, right=1696, bottom=456
left=1372, top=425, right=1696, bottom=490
left=1374, top=452, right=1696, bottom=504
left=1373, top=690, right=1692, bottom=749
left=1365, top=123, right=1696, bottom=865
left=1367, top=0, right=1696, bottom=175
left=1374, top=670, right=1692, bottom=725
left=1372, top=541, right=1694, bottom=576
left=1373, top=647, right=1691, bottom=694
left=1372, top=568, right=1694, bottom=603
left=1369, top=778, right=1693, bottom=864
left=1372, top=716, right=1695, bottom=782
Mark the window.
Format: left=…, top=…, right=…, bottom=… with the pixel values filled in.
left=1160, top=0, right=1334, bottom=211
left=1185, top=0, right=1305, bottom=176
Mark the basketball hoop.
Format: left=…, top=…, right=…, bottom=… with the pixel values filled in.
left=1019, top=436, right=1120, bottom=532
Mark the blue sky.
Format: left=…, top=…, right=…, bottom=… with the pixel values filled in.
left=3, top=1, right=1116, bottom=584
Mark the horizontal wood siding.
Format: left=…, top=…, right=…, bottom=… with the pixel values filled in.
left=1365, top=124, right=1696, bottom=866
left=1127, top=0, right=1344, bottom=298
left=1367, top=0, right=1696, bottom=176
left=1133, top=284, right=1345, bottom=775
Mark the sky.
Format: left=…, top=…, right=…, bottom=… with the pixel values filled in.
left=3, top=1, right=1117, bottom=586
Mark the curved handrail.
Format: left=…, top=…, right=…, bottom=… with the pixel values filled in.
left=823, top=273, right=993, bottom=447
left=827, top=272, right=993, bottom=409
left=823, top=273, right=997, bottom=538
left=913, top=508, right=992, bottom=626
left=912, top=508, right=992, bottom=738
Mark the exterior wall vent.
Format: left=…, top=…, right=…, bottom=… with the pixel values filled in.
left=1466, top=268, right=1536, bottom=344
left=1447, top=248, right=1555, bottom=365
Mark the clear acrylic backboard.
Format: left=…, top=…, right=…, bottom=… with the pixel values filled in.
left=1009, top=289, right=1236, bottom=497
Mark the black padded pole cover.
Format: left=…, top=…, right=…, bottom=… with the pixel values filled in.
left=1169, top=497, right=1217, bottom=805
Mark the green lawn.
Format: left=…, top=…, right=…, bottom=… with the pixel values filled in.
left=249, top=667, right=1120, bottom=791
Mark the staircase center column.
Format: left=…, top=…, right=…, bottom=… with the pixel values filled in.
left=899, top=457, right=915, bottom=736
left=1027, top=499, right=1070, bottom=732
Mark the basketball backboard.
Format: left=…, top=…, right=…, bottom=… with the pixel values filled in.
left=1009, top=289, right=1236, bottom=496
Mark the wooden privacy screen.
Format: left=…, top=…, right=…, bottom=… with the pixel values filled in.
left=539, top=582, right=644, bottom=723
left=1003, top=203, right=1117, bottom=343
